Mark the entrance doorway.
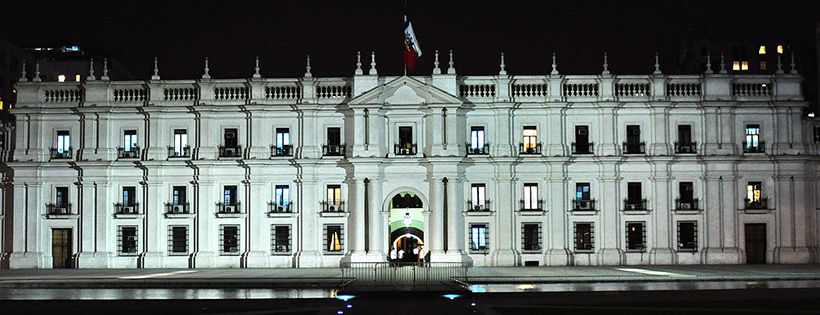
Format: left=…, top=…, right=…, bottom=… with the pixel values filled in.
left=392, top=233, right=424, bottom=263
left=386, top=191, right=426, bottom=263
left=51, top=228, right=73, bottom=268
left=744, top=223, right=767, bottom=264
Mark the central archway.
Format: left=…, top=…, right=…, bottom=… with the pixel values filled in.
left=385, top=189, right=427, bottom=263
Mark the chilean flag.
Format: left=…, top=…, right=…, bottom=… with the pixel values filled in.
left=404, top=15, right=422, bottom=70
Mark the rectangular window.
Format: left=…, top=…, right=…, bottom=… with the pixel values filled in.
left=274, top=185, right=290, bottom=209
left=399, top=126, right=413, bottom=146
left=732, top=60, right=740, bottom=71
left=679, top=182, right=694, bottom=203
left=677, top=221, right=698, bottom=252
left=56, top=130, right=70, bottom=153
left=677, top=125, right=692, bottom=145
left=522, top=126, right=538, bottom=150
left=759, top=61, right=767, bottom=71
left=627, top=182, right=642, bottom=203
left=271, top=225, right=292, bottom=254
left=168, top=226, right=188, bottom=255
left=275, top=128, right=291, bottom=148
left=470, top=184, right=486, bottom=209
left=523, top=183, right=539, bottom=210
left=122, top=186, right=136, bottom=206
left=626, top=125, right=641, bottom=145
left=172, top=186, right=187, bottom=205
left=223, top=185, right=237, bottom=205
left=574, top=223, right=594, bottom=252
left=327, top=127, right=341, bottom=146
left=746, top=181, right=762, bottom=203
left=741, top=60, right=749, bottom=71
left=745, top=124, right=760, bottom=149
left=173, top=129, right=188, bottom=156
left=326, top=185, right=342, bottom=206
left=626, top=222, right=646, bottom=252
left=470, top=126, right=485, bottom=149
left=575, top=183, right=591, bottom=200
left=575, top=125, right=589, bottom=144
left=325, top=224, right=344, bottom=252
left=118, top=226, right=138, bottom=255
left=521, top=223, right=541, bottom=252
left=220, top=225, right=240, bottom=255
left=224, top=128, right=238, bottom=147
left=469, top=224, right=489, bottom=252
left=55, top=187, right=69, bottom=207
left=123, top=130, right=138, bottom=151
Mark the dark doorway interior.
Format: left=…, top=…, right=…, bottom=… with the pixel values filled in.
left=744, top=223, right=767, bottom=264
left=51, top=228, right=73, bottom=268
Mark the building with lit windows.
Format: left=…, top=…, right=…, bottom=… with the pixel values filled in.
left=2, top=50, right=819, bottom=269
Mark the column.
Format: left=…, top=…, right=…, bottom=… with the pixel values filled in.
left=350, top=109, right=368, bottom=157
left=140, top=180, right=164, bottom=268
left=597, top=105, right=618, bottom=156
left=445, top=176, right=467, bottom=262
left=366, top=177, right=385, bottom=260
left=649, top=169, right=673, bottom=264
left=545, top=173, right=569, bottom=265
left=192, top=180, right=216, bottom=268
left=491, top=107, right=513, bottom=157
left=428, top=177, right=446, bottom=261
left=492, top=174, right=518, bottom=266
left=545, top=107, right=565, bottom=156
left=9, top=182, right=42, bottom=268
left=774, top=175, right=811, bottom=263
left=295, top=178, right=321, bottom=267
left=702, top=107, right=721, bottom=155
left=242, top=180, right=267, bottom=267
left=649, top=107, right=671, bottom=156
left=343, top=178, right=368, bottom=262
left=429, top=108, right=446, bottom=156
left=598, top=169, right=623, bottom=265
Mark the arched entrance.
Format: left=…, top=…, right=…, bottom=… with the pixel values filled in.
left=386, top=191, right=426, bottom=263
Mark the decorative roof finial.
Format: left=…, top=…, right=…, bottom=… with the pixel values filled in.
left=433, top=50, right=441, bottom=74
left=719, top=52, right=727, bottom=74
left=18, top=59, right=27, bottom=82
left=354, top=51, right=363, bottom=75
left=447, top=50, right=456, bottom=74
left=370, top=51, right=377, bottom=75
left=101, top=58, right=110, bottom=81
left=33, top=61, right=41, bottom=82
left=304, top=54, right=312, bottom=77
left=201, top=57, right=211, bottom=79
left=789, top=51, right=797, bottom=74
left=550, top=53, right=559, bottom=75
left=776, top=53, right=784, bottom=74
left=499, top=52, right=507, bottom=75
left=602, top=52, right=610, bottom=75
left=705, top=52, right=713, bottom=74
left=253, top=56, right=261, bottom=78
left=653, top=53, right=662, bottom=75
left=87, top=58, right=96, bottom=81
left=151, top=57, right=160, bottom=80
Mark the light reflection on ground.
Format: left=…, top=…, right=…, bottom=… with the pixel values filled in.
left=0, top=288, right=335, bottom=300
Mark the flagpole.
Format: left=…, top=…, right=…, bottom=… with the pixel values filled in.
left=403, top=0, right=407, bottom=77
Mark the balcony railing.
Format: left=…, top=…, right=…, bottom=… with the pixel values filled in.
left=216, top=201, right=242, bottom=213
left=270, top=145, right=293, bottom=157
left=571, top=142, right=594, bottom=155
left=117, top=146, right=140, bottom=159
left=322, top=144, right=346, bottom=157
left=674, top=198, right=699, bottom=210
left=114, top=202, right=140, bottom=214
left=49, top=147, right=72, bottom=160
left=519, top=143, right=542, bottom=155
left=268, top=201, right=292, bottom=213
left=165, top=202, right=191, bottom=214
left=623, top=198, right=648, bottom=211
left=674, top=141, right=697, bottom=154
left=219, top=145, right=242, bottom=158
left=572, top=199, right=596, bottom=211
left=622, top=142, right=646, bottom=155
left=466, top=143, right=490, bottom=155
left=466, top=199, right=491, bottom=212
left=46, top=203, right=72, bottom=215
left=519, top=199, right=544, bottom=211
left=321, top=200, right=345, bottom=212
left=394, top=143, right=418, bottom=156
left=168, top=145, right=191, bottom=158
left=744, top=198, right=768, bottom=210
left=743, top=141, right=766, bottom=153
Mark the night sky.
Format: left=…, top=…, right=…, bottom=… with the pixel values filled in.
left=0, top=0, right=818, bottom=80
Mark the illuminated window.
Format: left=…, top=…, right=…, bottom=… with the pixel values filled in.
left=759, top=61, right=767, bottom=71
left=523, top=183, right=539, bottom=210
left=326, top=185, right=342, bottom=210
left=741, top=61, right=749, bottom=71
left=325, top=224, right=343, bottom=252
left=74, top=74, right=80, bottom=82
left=732, top=61, right=740, bottom=71
left=758, top=45, right=766, bottom=54
left=746, top=182, right=762, bottom=203
left=58, top=74, right=66, bottom=82
left=469, top=224, right=489, bottom=251
left=522, top=126, right=538, bottom=151
left=776, top=45, right=784, bottom=54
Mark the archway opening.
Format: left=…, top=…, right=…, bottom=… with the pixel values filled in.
left=387, top=191, right=426, bottom=263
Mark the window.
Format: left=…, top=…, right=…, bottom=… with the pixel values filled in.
left=677, top=221, right=698, bottom=252
left=759, top=61, right=767, bottom=71
left=626, top=222, right=646, bottom=252
left=678, top=125, right=692, bottom=145
left=118, top=226, right=138, bottom=255
left=271, top=225, right=292, bottom=254
left=325, top=224, right=344, bottom=252
left=573, top=125, right=591, bottom=154
left=123, top=130, right=138, bottom=151
left=627, top=182, right=642, bottom=204
left=626, top=125, right=640, bottom=144
left=776, top=45, right=783, bottom=54
left=522, top=126, right=538, bottom=151
left=576, top=183, right=591, bottom=201
left=220, top=225, right=240, bottom=255
left=223, top=185, right=238, bottom=206
left=679, top=182, right=694, bottom=208
left=745, top=124, right=761, bottom=152
left=172, top=186, right=187, bottom=205
left=470, top=126, right=485, bottom=149
left=168, top=226, right=188, bottom=255
left=521, top=223, right=541, bottom=252
left=470, top=184, right=486, bottom=210
left=327, top=127, right=341, bottom=146
left=224, top=128, right=238, bottom=147
left=399, top=126, right=413, bottom=147
left=574, top=223, right=594, bottom=252
left=274, top=128, right=291, bottom=156
left=732, top=60, right=740, bottom=71
left=815, top=126, right=820, bottom=143
left=122, top=186, right=136, bottom=206
left=746, top=181, right=762, bottom=203
left=741, top=61, right=749, bottom=71
left=758, top=45, right=766, bottom=55
left=56, top=130, right=70, bottom=153
left=523, top=183, right=539, bottom=210
left=274, top=185, right=290, bottom=209
left=173, top=129, right=188, bottom=156
left=326, top=185, right=342, bottom=210
left=55, top=187, right=69, bottom=207
left=469, top=224, right=489, bottom=252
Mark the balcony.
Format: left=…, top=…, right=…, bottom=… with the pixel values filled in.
left=394, top=143, right=418, bottom=156
left=321, top=200, right=345, bottom=212
left=268, top=201, right=292, bottom=213
left=571, top=142, right=593, bottom=155
left=572, top=199, right=596, bottom=211
left=744, top=198, right=768, bottom=210
left=270, top=145, right=293, bottom=157
left=466, top=143, right=490, bottom=155
left=216, top=201, right=242, bottom=217
left=165, top=202, right=191, bottom=214
left=622, top=142, right=646, bottom=155
left=743, top=141, right=766, bottom=153
left=518, top=143, right=542, bottom=155
left=623, top=198, right=648, bottom=211
left=117, top=146, right=140, bottom=159
left=49, top=147, right=72, bottom=160
left=674, top=198, right=699, bottom=210
left=114, top=202, right=140, bottom=215
left=322, top=144, right=346, bottom=157
left=674, top=141, right=697, bottom=154
left=466, top=199, right=491, bottom=212
left=167, top=145, right=191, bottom=158
left=219, top=145, right=242, bottom=158
left=45, top=203, right=75, bottom=219
left=519, top=199, right=544, bottom=211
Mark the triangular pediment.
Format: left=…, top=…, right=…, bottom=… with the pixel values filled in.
left=348, top=76, right=462, bottom=106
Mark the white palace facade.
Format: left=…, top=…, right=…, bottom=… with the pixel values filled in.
left=2, top=51, right=820, bottom=269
